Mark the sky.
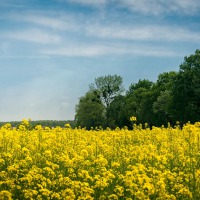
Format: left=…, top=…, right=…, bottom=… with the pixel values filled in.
left=0, top=0, right=200, bottom=122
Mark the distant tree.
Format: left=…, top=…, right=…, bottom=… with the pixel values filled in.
left=75, top=91, right=105, bottom=129
left=0, top=120, right=75, bottom=129
left=90, top=74, right=124, bottom=127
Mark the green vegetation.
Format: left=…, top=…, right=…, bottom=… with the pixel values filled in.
left=75, top=49, right=200, bottom=129
left=0, top=120, right=75, bottom=129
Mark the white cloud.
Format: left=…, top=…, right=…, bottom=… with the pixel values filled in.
left=20, top=15, right=67, bottom=30
left=118, top=0, right=164, bottom=15
left=41, top=43, right=180, bottom=57
left=5, top=13, right=199, bottom=46
left=11, top=13, right=78, bottom=31
left=42, top=45, right=109, bottom=57
left=118, top=0, right=200, bottom=15
left=166, top=0, right=200, bottom=14
left=60, top=0, right=200, bottom=15
left=0, top=2, right=26, bottom=8
left=67, top=0, right=106, bottom=6
left=6, top=28, right=61, bottom=44
left=86, top=24, right=200, bottom=42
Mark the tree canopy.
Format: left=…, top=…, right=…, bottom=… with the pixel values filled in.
left=75, top=91, right=105, bottom=129
left=90, top=74, right=124, bottom=108
left=89, top=74, right=124, bottom=127
left=171, top=49, right=200, bottom=124
left=75, top=50, right=200, bottom=129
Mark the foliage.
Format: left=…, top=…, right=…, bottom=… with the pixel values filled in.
left=0, top=120, right=75, bottom=129
left=75, top=91, right=106, bottom=129
left=1, top=120, right=200, bottom=199
left=90, top=74, right=124, bottom=108
left=107, top=95, right=129, bottom=129
left=171, top=49, right=200, bottom=124
left=152, top=71, right=178, bottom=126
left=76, top=74, right=124, bottom=128
left=125, top=79, right=155, bottom=126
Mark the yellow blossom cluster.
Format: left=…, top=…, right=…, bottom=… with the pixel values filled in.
left=0, top=121, right=200, bottom=199
left=130, top=116, right=137, bottom=122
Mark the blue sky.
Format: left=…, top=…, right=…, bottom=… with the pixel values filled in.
left=0, top=0, right=200, bottom=121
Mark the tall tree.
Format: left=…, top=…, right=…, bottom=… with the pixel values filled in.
left=172, top=49, right=200, bottom=124
left=90, top=74, right=124, bottom=127
left=126, top=79, right=155, bottom=126
left=152, top=71, right=178, bottom=126
left=153, top=90, right=173, bottom=125
left=107, top=95, right=129, bottom=128
left=75, top=91, right=105, bottom=129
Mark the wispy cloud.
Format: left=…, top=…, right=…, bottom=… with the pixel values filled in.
left=86, top=24, right=200, bottom=42
left=5, top=5, right=200, bottom=45
left=0, top=55, right=50, bottom=59
left=60, top=0, right=200, bottom=15
left=66, top=0, right=106, bottom=6
left=41, top=43, right=180, bottom=57
left=0, top=2, right=26, bottom=8
left=2, top=8, right=198, bottom=60
left=6, top=28, right=61, bottom=44
left=118, top=0, right=200, bottom=15
left=10, top=13, right=79, bottom=31
left=42, top=45, right=109, bottom=57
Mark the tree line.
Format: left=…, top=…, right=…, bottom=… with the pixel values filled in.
left=75, top=49, right=200, bottom=129
left=0, top=120, right=75, bottom=128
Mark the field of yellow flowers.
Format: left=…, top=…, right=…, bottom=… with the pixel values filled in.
left=0, top=120, right=200, bottom=200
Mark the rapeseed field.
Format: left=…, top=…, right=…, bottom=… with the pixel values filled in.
left=0, top=119, right=200, bottom=199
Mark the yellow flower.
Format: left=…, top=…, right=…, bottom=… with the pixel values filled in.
left=143, top=182, right=155, bottom=195
left=62, top=188, right=75, bottom=200
left=18, top=124, right=26, bottom=130
left=45, top=126, right=51, bottom=131
left=0, top=190, right=12, bottom=200
left=114, top=185, right=124, bottom=197
left=22, top=118, right=29, bottom=126
left=177, top=188, right=192, bottom=199
left=130, top=116, right=137, bottom=121
left=80, top=149, right=89, bottom=158
left=111, top=161, right=120, bottom=168
left=1, top=120, right=200, bottom=199
left=2, top=123, right=12, bottom=130
left=108, top=194, right=118, bottom=200
left=94, top=178, right=108, bottom=190
left=39, top=189, right=51, bottom=198
left=65, top=123, right=71, bottom=128
left=35, top=125, right=43, bottom=130
left=44, top=150, right=52, bottom=158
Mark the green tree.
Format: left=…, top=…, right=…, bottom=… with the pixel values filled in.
left=125, top=79, right=154, bottom=126
left=153, top=90, right=173, bottom=124
left=172, top=49, right=200, bottom=124
left=90, top=74, right=124, bottom=127
left=107, top=95, right=129, bottom=128
left=75, top=91, right=105, bottom=129
left=127, top=79, right=153, bottom=94
left=152, top=71, right=178, bottom=126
